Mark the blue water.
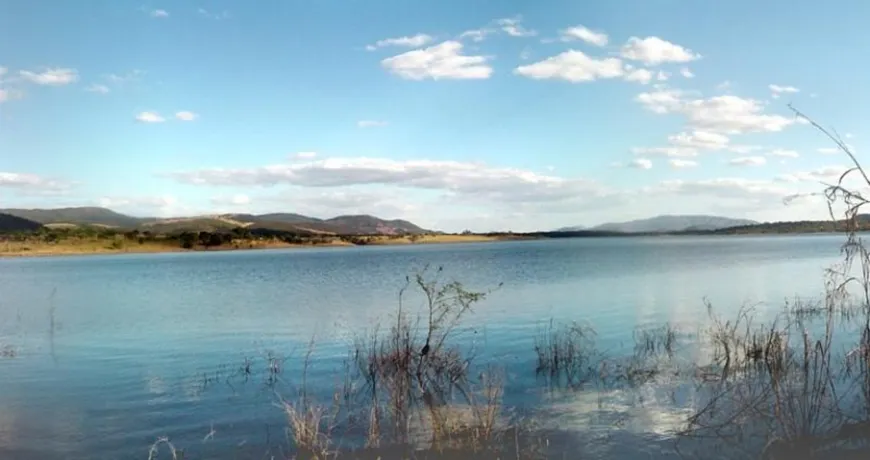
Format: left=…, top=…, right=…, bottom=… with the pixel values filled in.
left=0, top=235, right=851, bottom=459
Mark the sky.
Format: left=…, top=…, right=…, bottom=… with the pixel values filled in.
left=1, top=0, right=869, bottom=233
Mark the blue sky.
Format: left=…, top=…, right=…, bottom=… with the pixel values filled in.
left=1, top=0, right=868, bottom=232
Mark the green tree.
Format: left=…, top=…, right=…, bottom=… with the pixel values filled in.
left=179, top=232, right=196, bottom=249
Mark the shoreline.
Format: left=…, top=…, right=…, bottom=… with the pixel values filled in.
left=0, top=234, right=515, bottom=259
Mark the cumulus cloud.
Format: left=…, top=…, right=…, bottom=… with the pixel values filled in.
left=729, top=156, right=767, bottom=167
left=496, top=16, right=536, bottom=37
left=631, top=146, right=697, bottom=158
left=635, top=89, right=796, bottom=134
left=514, top=50, right=624, bottom=83
left=135, top=111, right=165, bottom=123
left=292, top=151, right=318, bottom=159
left=680, top=68, right=694, bottom=78
left=366, top=34, right=433, bottom=51
left=357, top=120, right=388, bottom=128
left=175, top=111, right=198, bottom=121
left=668, top=130, right=730, bottom=150
left=151, top=9, right=169, bottom=18
left=620, top=37, right=700, bottom=65
left=776, top=165, right=849, bottom=183
left=163, top=156, right=614, bottom=213
left=19, top=68, right=78, bottom=85
left=559, top=25, right=608, bottom=46
left=669, top=159, right=698, bottom=169
left=655, top=178, right=791, bottom=201
left=381, top=41, right=492, bottom=80
left=458, top=28, right=494, bottom=42
left=0, top=172, right=72, bottom=193
left=818, top=147, right=840, bottom=155
left=624, top=68, right=654, bottom=85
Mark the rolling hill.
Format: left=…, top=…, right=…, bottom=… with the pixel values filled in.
left=0, top=207, right=429, bottom=235
left=0, top=213, right=43, bottom=232
left=0, top=207, right=146, bottom=228
left=572, top=215, right=759, bottom=234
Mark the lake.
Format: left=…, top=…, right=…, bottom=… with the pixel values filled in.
left=0, top=234, right=854, bottom=459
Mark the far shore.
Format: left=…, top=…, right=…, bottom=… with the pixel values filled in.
left=0, top=233, right=520, bottom=259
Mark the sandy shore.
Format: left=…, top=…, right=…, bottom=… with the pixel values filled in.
left=0, top=234, right=512, bottom=258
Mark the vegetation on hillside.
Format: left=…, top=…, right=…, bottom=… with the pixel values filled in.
left=0, top=207, right=429, bottom=236
left=0, top=213, right=43, bottom=232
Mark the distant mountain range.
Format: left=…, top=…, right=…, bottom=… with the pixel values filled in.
left=0, top=207, right=428, bottom=235
left=557, top=215, right=759, bottom=234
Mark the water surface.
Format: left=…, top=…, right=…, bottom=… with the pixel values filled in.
left=0, top=235, right=849, bottom=459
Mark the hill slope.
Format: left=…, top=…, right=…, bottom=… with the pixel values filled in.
left=588, top=215, right=759, bottom=233
left=0, top=207, right=429, bottom=235
left=0, top=207, right=144, bottom=228
left=0, top=213, right=43, bottom=232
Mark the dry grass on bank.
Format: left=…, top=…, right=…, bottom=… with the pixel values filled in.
left=0, top=234, right=513, bottom=258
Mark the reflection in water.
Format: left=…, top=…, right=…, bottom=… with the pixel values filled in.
left=0, top=236, right=852, bottom=458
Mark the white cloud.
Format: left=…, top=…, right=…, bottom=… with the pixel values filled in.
left=776, top=165, right=849, bottom=183
left=635, top=88, right=685, bottom=114
left=680, top=68, right=694, bottom=78
left=655, top=178, right=792, bottom=201
left=0, top=67, right=6, bottom=77
left=559, top=26, right=608, bottom=46
left=175, top=111, right=198, bottom=121
left=631, top=146, right=698, bottom=158
left=668, top=130, right=730, bottom=150
left=817, top=147, right=840, bottom=155
left=669, top=159, right=698, bottom=169
left=636, top=90, right=796, bottom=134
left=85, top=84, right=110, bottom=94
left=657, top=71, right=670, bottom=81
left=0, top=172, right=72, bottom=192
left=381, top=41, right=492, bottom=80
left=163, top=156, right=612, bottom=213
left=357, top=120, right=388, bottom=128
left=292, top=151, right=318, bottom=159
left=624, top=68, right=653, bottom=85
left=620, top=37, right=700, bottom=65
left=628, top=158, right=652, bottom=169
left=769, top=84, right=799, bottom=98
left=458, top=28, right=494, bottom=42
left=151, top=9, right=169, bottom=18
left=19, top=68, right=78, bottom=85
left=496, top=16, right=536, bottom=37
left=768, top=148, right=799, bottom=158
left=366, top=34, right=433, bottom=51
left=97, top=195, right=183, bottom=217
left=729, top=156, right=767, bottom=167
left=514, top=50, right=624, bottom=83
left=0, top=89, right=8, bottom=103
left=135, top=111, right=165, bottom=123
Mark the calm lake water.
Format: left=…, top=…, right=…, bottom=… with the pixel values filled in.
left=0, top=235, right=853, bottom=459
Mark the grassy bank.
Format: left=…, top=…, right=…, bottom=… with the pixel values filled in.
left=0, top=232, right=513, bottom=258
